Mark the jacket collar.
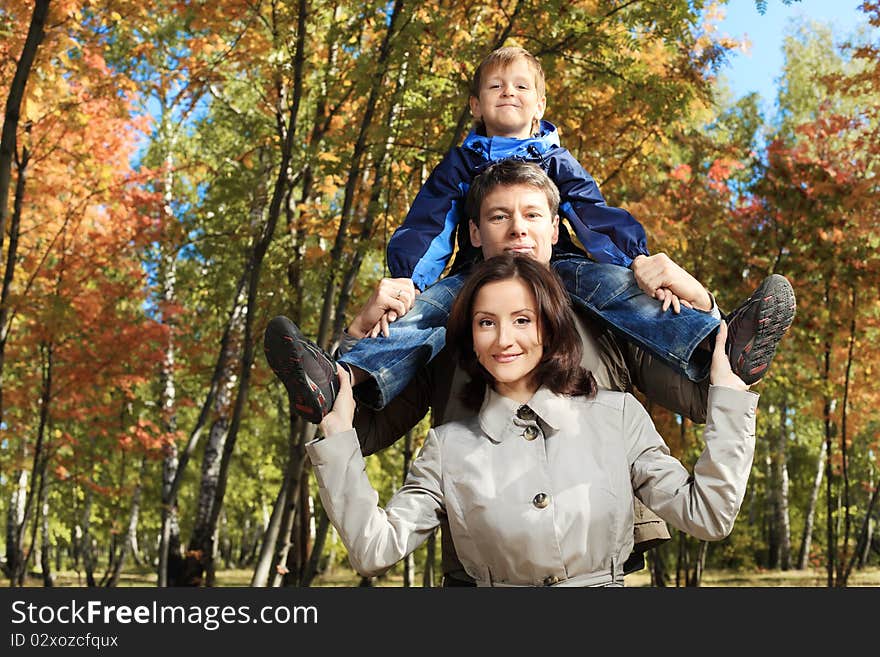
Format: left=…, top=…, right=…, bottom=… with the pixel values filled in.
left=462, top=120, right=560, bottom=161
left=477, top=385, right=577, bottom=443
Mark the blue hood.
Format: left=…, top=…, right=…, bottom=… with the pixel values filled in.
left=462, top=120, right=561, bottom=161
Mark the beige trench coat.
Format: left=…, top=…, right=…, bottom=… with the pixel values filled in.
left=307, top=384, right=757, bottom=587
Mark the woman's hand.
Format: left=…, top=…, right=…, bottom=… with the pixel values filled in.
left=319, top=364, right=357, bottom=437
left=710, top=320, right=750, bottom=392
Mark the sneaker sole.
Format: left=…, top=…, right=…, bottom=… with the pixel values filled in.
left=729, top=274, right=796, bottom=385
left=263, top=316, right=337, bottom=424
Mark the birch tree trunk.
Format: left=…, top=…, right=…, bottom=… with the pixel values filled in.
left=770, top=401, right=792, bottom=569
left=107, top=455, right=148, bottom=587
left=156, top=139, right=182, bottom=587
left=798, top=441, right=826, bottom=569
left=302, top=510, right=330, bottom=587
left=40, top=482, right=53, bottom=587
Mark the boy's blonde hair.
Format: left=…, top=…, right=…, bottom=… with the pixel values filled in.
left=469, top=46, right=546, bottom=99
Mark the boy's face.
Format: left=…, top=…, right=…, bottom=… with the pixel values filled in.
left=469, top=58, right=546, bottom=139
left=469, top=183, right=559, bottom=266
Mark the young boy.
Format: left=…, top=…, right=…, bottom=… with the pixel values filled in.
left=264, top=47, right=796, bottom=427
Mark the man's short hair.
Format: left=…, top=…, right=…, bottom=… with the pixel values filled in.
left=465, top=159, right=561, bottom=223
left=469, top=46, right=546, bottom=99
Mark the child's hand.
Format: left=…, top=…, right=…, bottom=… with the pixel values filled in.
left=348, top=278, right=418, bottom=338
left=319, top=364, right=357, bottom=437
left=709, top=320, right=750, bottom=391
left=631, top=253, right=712, bottom=312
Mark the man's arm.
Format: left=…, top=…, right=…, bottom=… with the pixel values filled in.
left=352, top=368, right=435, bottom=456
left=622, top=339, right=710, bottom=425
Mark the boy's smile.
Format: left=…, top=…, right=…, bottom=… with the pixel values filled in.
left=469, top=58, right=546, bottom=139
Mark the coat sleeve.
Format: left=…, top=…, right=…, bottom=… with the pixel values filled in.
left=624, top=386, right=758, bottom=540
left=387, top=149, right=471, bottom=291
left=548, top=149, right=649, bottom=267
left=307, top=428, right=444, bottom=578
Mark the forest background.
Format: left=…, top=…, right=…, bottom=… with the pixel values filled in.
left=1, top=0, right=878, bottom=589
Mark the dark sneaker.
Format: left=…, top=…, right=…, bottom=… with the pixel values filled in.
left=263, top=316, right=339, bottom=424
left=725, top=274, right=796, bottom=385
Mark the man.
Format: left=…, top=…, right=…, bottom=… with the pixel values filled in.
left=265, top=160, right=795, bottom=584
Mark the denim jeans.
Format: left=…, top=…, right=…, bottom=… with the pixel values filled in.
left=339, top=273, right=466, bottom=410
left=552, top=256, right=716, bottom=382
left=339, top=256, right=717, bottom=410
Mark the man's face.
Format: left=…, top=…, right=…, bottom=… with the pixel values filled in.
left=468, top=58, right=546, bottom=139
left=469, top=183, right=559, bottom=266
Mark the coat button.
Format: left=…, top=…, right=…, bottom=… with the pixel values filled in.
left=517, top=405, right=536, bottom=421
left=523, top=425, right=540, bottom=441
left=532, top=493, right=550, bottom=509
left=543, top=575, right=559, bottom=586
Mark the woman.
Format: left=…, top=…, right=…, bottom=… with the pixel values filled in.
left=308, top=255, right=758, bottom=587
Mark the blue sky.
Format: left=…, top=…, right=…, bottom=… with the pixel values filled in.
left=715, top=0, right=874, bottom=106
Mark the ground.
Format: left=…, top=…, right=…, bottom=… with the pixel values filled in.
left=12, top=565, right=880, bottom=587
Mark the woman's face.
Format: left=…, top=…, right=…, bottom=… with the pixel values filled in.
left=471, top=277, right=543, bottom=402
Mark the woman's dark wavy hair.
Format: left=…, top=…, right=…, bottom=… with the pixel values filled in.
left=446, top=254, right=597, bottom=411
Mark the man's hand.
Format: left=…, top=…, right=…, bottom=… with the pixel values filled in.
left=631, top=253, right=713, bottom=313
left=709, top=321, right=750, bottom=391
left=347, top=277, right=418, bottom=339
left=319, top=364, right=357, bottom=437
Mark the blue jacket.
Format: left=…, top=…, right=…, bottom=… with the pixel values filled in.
left=387, top=121, right=650, bottom=291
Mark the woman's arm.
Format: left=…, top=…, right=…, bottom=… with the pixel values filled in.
left=626, top=321, right=758, bottom=540
left=306, top=369, right=444, bottom=577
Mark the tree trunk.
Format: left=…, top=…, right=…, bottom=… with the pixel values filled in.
left=11, top=340, right=53, bottom=586
left=649, top=541, right=669, bottom=587
left=5, top=469, right=27, bottom=585
left=156, top=142, right=182, bottom=587
left=846, top=478, right=879, bottom=580
left=0, top=0, right=49, bottom=426
left=675, top=531, right=689, bottom=587
left=197, top=135, right=286, bottom=583
left=402, top=429, right=414, bottom=587
left=39, top=475, right=53, bottom=587
left=836, top=286, right=857, bottom=587
left=302, top=509, right=331, bottom=587
left=81, top=490, right=97, bottom=587
left=107, top=455, right=147, bottom=587
left=251, top=467, right=292, bottom=586
left=770, top=400, right=792, bottom=570
left=822, top=328, right=835, bottom=586
left=0, top=143, right=29, bottom=428
left=692, top=540, right=708, bottom=587
left=422, top=529, right=436, bottom=588
left=315, top=0, right=405, bottom=348
left=798, top=441, right=826, bottom=569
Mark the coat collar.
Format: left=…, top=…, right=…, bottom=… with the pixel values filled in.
left=462, top=120, right=560, bottom=161
left=477, top=385, right=578, bottom=443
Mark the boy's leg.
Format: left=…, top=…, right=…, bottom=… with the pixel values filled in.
left=341, top=273, right=465, bottom=409
left=263, top=273, right=465, bottom=423
left=553, top=257, right=796, bottom=384
left=553, top=257, right=717, bottom=381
